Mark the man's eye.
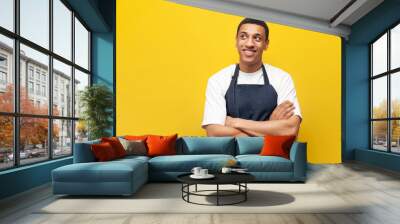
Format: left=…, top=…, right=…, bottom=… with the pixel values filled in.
left=255, top=36, right=261, bottom=41
left=240, top=34, right=247, bottom=39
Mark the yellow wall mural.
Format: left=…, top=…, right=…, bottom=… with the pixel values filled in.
left=116, top=0, right=342, bottom=163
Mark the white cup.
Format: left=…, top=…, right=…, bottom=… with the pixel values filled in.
left=200, top=169, right=208, bottom=176
left=221, top=167, right=232, bottom=174
left=191, top=167, right=202, bottom=176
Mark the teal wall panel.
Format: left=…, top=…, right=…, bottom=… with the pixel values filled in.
left=0, top=158, right=72, bottom=199
left=344, top=0, right=400, bottom=171
left=91, top=32, right=114, bottom=135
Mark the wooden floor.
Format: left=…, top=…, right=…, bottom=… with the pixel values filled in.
left=1, top=162, right=400, bottom=224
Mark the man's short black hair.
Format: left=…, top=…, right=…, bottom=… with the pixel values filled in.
left=236, top=18, right=269, bottom=40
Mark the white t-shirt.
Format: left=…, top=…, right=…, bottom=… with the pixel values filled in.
left=202, top=64, right=302, bottom=127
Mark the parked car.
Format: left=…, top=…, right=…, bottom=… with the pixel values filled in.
left=8, top=150, right=32, bottom=160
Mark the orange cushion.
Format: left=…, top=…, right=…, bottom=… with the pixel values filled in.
left=91, top=142, right=117, bottom=161
left=101, top=137, right=127, bottom=158
left=146, top=134, right=178, bottom=157
left=125, top=135, right=148, bottom=141
left=259, top=135, right=296, bottom=159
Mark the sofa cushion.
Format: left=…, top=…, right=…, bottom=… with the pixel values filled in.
left=147, top=134, right=178, bottom=157
left=101, top=137, right=127, bottom=158
left=119, top=138, right=147, bottom=156
left=177, top=137, right=235, bottom=155
left=236, top=155, right=293, bottom=172
left=91, top=142, right=118, bottom=161
left=236, top=137, right=263, bottom=155
left=260, top=135, right=296, bottom=159
left=148, top=154, right=235, bottom=172
left=114, top=155, right=150, bottom=163
left=73, top=140, right=100, bottom=163
left=52, top=161, right=144, bottom=183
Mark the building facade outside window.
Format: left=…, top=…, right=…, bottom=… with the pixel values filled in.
left=371, top=22, right=400, bottom=154
left=0, top=0, right=91, bottom=170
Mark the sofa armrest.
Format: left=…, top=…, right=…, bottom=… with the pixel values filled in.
left=73, top=141, right=99, bottom=163
left=289, top=141, right=307, bottom=181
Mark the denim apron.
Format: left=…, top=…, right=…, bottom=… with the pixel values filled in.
left=225, top=64, right=278, bottom=121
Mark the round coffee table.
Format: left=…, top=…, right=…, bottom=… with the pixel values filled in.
left=177, top=172, right=255, bottom=206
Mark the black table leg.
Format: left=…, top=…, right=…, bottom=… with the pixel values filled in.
left=181, top=183, right=183, bottom=199
left=187, top=184, right=190, bottom=202
left=195, top=184, right=197, bottom=192
left=217, top=184, right=219, bottom=206
left=245, top=183, right=247, bottom=201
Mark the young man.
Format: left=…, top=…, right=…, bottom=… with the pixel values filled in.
left=202, top=18, right=302, bottom=137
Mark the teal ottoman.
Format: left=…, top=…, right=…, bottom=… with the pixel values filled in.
left=52, top=156, right=148, bottom=196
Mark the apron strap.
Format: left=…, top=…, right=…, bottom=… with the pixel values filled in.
left=232, top=64, right=240, bottom=117
left=261, top=64, right=270, bottom=86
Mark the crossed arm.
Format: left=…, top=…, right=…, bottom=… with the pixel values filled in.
left=204, top=101, right=301, bottom=137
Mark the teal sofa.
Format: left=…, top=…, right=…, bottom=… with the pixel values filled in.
left=52, top=137, right=307, bottom=196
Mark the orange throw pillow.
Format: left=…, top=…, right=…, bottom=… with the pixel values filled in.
left=101, top=137, right=127, bottom=158
left=125, top=135, right=148, bottom=141
left=91, top=142, right=117, bottom=161
left=146, top=134, right=178, bottom=157
left=260, top=135, right=296, bottom=159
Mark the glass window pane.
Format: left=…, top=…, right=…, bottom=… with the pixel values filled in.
left=391, top=24, right=400, bottom=70
left=372, top=33, right=387, bottom=76
left=74, top=17, right=89, bottom=70
left=53, top=59, right=72, bottom=117
left=391, top=120, right=400, bottom=153
left=372, top=77, right=387, bottom=119
left=372, top=121, right=388, bottom=151
left=0, top=34, right=14, bottom=112
left=74, top=69, right=89, bottom=118
left=75, top=120, right=88, bottom=143
left=53, top=0, right=72, bottom=60
left=0, top=0, right=14, bottom=31
left=20, top=0, right=49, bottom=49
left=0, top=116, right=14, bottom=170
left=53, top=119, right=72, bottom=157
left=20, top=44, right=49, bottom=115
left=391, top=72, right=400, bottom=118
left=20, top=117, right=49, bottom=165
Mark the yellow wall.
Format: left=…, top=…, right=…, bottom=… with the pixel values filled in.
left=116, top=0, right=342, bottom=163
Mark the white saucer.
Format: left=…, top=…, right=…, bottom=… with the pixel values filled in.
left=190, top=174, right=215, bottom=179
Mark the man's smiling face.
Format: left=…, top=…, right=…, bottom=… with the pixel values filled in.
left=236, top=23, right=269, bottom=67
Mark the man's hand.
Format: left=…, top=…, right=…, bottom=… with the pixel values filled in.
left=270, top=100, right=295, bottom=120
left=225, top=116, right=241, bottom=128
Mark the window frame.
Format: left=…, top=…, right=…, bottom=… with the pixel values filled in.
left=370, top=21, right=400, bottom=154
left=0, top=0, right=92, bottom=171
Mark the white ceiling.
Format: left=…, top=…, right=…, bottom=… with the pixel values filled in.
left=167, top=0, right=384, bottom=38
left=227, top=0, right=353, bottom=22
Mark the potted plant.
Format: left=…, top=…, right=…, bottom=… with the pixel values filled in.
left=79, top=84, right=113, bottom=140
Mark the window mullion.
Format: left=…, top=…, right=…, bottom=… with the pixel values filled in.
left=13, top=0, right=20, bottom=167
left=49, top=0, right=53, bottom=160
left=388, top=30, right=391, bottom=153
left=71, top=10, right=76, bottom=155
left=370, top=45, right=373, bottom=149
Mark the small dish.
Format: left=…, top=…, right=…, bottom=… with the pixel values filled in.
left=190, top=174, right=215, bottom=179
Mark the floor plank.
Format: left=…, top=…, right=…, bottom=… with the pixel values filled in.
left=1, top=162, right=400, bottom=224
